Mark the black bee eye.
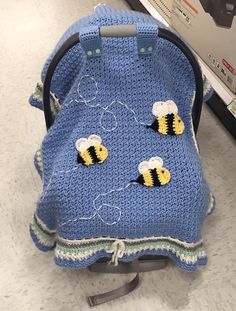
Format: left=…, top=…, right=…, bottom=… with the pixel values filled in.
left=162, top=170, right=164, bottom=173
left=178, top=120, right=181, bottom=123
left=100, top=148, right=102, bottom=151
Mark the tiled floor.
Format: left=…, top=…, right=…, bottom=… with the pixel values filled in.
left=0, top=1, right=236, bottom=310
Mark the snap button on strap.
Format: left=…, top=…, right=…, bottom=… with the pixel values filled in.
left=79, top=25, right=102, bottom=58
left=136, top=24, right=159, bottom=55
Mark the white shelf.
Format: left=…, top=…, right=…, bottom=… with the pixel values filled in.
left=139, top=0, right=235, bottom=105
left=140, top=0, right=169, bottom=26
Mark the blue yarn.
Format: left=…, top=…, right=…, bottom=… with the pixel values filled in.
left=30, top=5, right=211, bottom=271
left=29, top=95, right=43, bottom=110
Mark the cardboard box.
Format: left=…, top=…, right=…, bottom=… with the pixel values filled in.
left=171, top=0, right=236, bottom=93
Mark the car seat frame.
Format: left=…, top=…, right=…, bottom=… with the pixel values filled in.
left=41, top=24, right=204, bottom=306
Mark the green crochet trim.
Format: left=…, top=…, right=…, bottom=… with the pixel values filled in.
left=31, top=215, right=56, bottom=247
left=35, top=148, right=43, bottom=174
left=31, top=83, right=61, bottom=116
left=31, top=215, right=206, bottom=265
left=55, top=237, right=206, bottom=265
left=31, top=83, right=44, bottom=103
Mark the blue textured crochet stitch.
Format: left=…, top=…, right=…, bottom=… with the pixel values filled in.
left=30, top=5, right=212, bottom=271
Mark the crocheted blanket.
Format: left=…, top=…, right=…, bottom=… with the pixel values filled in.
left=29, top=5, right=214, bottom=271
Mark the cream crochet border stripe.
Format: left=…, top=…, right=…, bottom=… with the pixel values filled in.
left=34, top=213, right=56, bottom=234
left=31, top=215, right=206, bottom=265
left=31, top=222, right=55, bottom=247
left=57, top=235, right=203, bottom=249
left=55, top=242, right=206, bottom=265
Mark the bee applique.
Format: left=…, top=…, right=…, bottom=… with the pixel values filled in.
left=132, top=157, right=171, bottom=187
left=147, top=100, right=185, bottom=135
left=75, top=134, right=108, bottom=166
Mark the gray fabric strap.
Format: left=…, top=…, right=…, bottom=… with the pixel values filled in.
left=87, top=258, right=167, bottom=306
left=87, top=273, right=139, bottom=307
left=88, top=257, right=167, bottom=274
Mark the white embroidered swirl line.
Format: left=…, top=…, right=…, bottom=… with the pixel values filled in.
left=39, top=166, right=79, bottom=203
left=98, top=100, right=148, bottom=132
left=77, top=75, right=99, bottom=106
left=71, top=75, right=148, bottom=131
left=58, top=182, right=133, bottom=228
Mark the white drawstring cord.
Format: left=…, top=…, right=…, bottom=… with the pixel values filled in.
left=107, top=240, right=126, bottom=266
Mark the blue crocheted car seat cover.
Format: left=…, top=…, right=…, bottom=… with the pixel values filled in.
left=29, top=5, right=213, bottom=271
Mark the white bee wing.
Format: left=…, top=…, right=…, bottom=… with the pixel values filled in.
left=88, top=134, right=102, bottom=146
left=138, top=161, right=150, bottom=174
left=75, top=138, right=90, bottom=152
left=152, top=101, right=169, bottom=117
left=166, top=100, right=178, bottom=114
left=149, top=157, right=163, bottom=169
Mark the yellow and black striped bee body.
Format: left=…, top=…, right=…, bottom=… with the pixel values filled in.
left=148, top=100, right=185, bottom=135
left=77, top=144, right=108, bottom=165
left=147, top=113, right=184, bottom=136
left=136, top=168, right=166, bottom=187
left=132, top=157, right=171, bottom=187
left=75, top=134, right=108, bottom=166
